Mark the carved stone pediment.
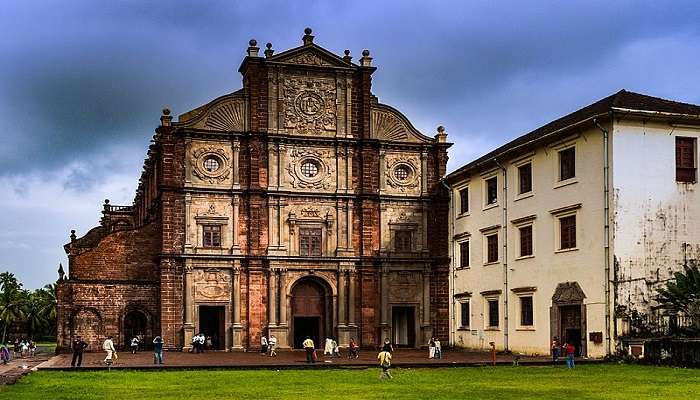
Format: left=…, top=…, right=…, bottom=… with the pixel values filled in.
left=371, top=104, right=433, bottom=143
left=269, top=45, right=354, bottom=69
left=389, top=271, right=421, bottom=302
left=176, top=93, right=245, bottom=132
left=194, top=269, right=231, bottom=302
left=552, top=282, right=586, bottom=304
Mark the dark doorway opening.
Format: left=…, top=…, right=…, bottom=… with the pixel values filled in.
left=293, top=317, right=321, bottom=349
left=123, top=311, right=147, bottom=348
left=560, top=305, right=583, bottom=356
left=291, top=278, right=327, bottom=349
left=392, top=306, right=416, bottom=347
left=199, top=306, right=226, bottom=350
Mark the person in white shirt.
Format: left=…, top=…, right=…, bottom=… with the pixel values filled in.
left=434, top=338, right=442, bottom=359
left=261, top=335, right=268, bottom=355
left=268, top=335, right=277, bottom=357
left=103, top=336, right=116, bottom=365
left=324, top=338, right=333, bottom=356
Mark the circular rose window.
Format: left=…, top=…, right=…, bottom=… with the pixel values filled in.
left=203, top=156, right=221, bottom=173
left=394, top=165, right=410, bottom=181
left=301, top=160, right=320, bottom=178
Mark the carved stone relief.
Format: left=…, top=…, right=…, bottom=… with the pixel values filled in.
left=385, top=154, right=420, bottom=193
left=194, top=269, right=231, bottom=302
left=190, top=145, right=231, bottom=185
left=286, top=147, right=334, bottom=190
left=285, top=51, right=333, bottom=67
left=282, top=75, right=337, bottom=134
left=204, top=100, right=245, bottom=132
left=389, top=271, right=421, bottom=303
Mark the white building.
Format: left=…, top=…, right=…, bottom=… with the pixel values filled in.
left=446, top=90, right=700, bottom=358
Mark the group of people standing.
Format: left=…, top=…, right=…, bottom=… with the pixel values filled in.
left=300, top=336, right=360, bottom=363
left=1, top=338, right=37, bottom=363
left=69, top=334, right=165, bottom=367
left=551, top=337, right=577, bottom=368
left=428, top=337, right=442, bottom=359
left=190, top=333, right=214, bottom=353
left=260, top=335, right=278, bottom=357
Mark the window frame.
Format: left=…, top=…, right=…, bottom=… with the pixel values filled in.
left=202, top=224, right=222, bottom=248
left=484, top=232, right=499, bottom=264
left=558, top=214, right=577, bottom=251
left=558, top=146, right=576, bottom=182
left=484, top=176, right=498, bottom=207
left=458, top=240, right=470, bottom=269
left=394, top=229, right=413, bottom=252
left=486, top=298, right=500, bottom=329
left=459, top=187, right=469, bottom=215
left=460, top=300, right=470, bottom=329
left=519, top=295, right=534, bottom=328
left=299, top=227, right=323, bottom=256
left=676, top=136, right=697, bottom=183
left=518, top=162, right=533, bottom=195
left=518, top=224, right=534, bottom=258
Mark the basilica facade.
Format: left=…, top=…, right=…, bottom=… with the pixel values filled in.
left=56, top=29, right=451, bottom=351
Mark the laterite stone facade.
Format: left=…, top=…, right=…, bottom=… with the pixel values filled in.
left=57, top=29, right=451, bottom=352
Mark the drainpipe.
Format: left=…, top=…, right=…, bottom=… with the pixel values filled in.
left=440, top=179, right=455, bottom=347
left=593, top=117, right=612, bottom=356
left=493, top=158, right=509, bottom=353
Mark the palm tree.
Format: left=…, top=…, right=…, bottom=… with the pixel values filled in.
left=38, top=284, right=57, bottom=337
left=0, top=272, right=26, bottom=344
left=657, top=262, right=700, bottom=332
left=24, top=291, right=48, bottom=340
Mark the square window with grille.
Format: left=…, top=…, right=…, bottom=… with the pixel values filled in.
left=459, top=188, right=469, bottom=214
left=486, top=233, right=498, bottom=263
left=488, top=299, right=499, bottom=328
left=486, top=177, right=498, bottom=205
left=520, top=296, right=533, bottom=326
left=559, top=215, right=576, bottom=250
left=519, top=225, right=533, bottom=257
left=299, top=227, right=322, bottom=256
left=395, top=230, right=413, bottom=252
left=459, top=241, right=470, bottom=268
left=676, top=137, right=697, bottom=183
left=559, top=147, right=576, bottom=181
left=460, top=301, right=470, bottom=328
left=203, top=225, right=221, bottom=248
left=518, top=163, right=532, bottom=194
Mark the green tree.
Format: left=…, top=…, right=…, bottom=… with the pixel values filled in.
left=657, top=262, right=700, bottom=331
left=38, top=283, right=57, bottom=336
left=0, top=272, right=26, bottom=344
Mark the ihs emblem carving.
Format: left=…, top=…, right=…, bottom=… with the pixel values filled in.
left=283, top=77, right=337, bottom=134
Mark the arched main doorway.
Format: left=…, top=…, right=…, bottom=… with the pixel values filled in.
left=123, top=310, right=147, bottom=348
left=291, top=278, right=330, bottom=349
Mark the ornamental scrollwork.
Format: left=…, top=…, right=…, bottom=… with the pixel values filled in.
left=385, top=156, right=420, bottom=192
left=283, top=76, right=337, bottom=134
left=286, top=148, right=333, bottom=189
left=191, top=147, right=231, bottom=184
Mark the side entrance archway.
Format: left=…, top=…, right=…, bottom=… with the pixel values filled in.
left=123, top=310, right=147, bottom=348
left=290, top=277, right=331, bottom=349
left=550, top=282, right=587, bottom=357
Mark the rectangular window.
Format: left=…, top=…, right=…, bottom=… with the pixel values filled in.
left=395, top=230, right=413, bottom=252
left=299, top=227, right=322, bottom=256
left=203, top=225, right=221, bottom=248
left=459, top=188, right=469, bottom=214
left=488, top=299, right=499, bottom=328
left=459, top=241, right=470, bottom=268
left=559, top=147, right=576, bottom=181
left=486, top=234, right=499, bottom=263
left=486, top=177, right=498, bottom=205
left=518, top=163, right=532, bottom=194
left=519, top=225, right=533, bottom=257
left=520, top=296, right=534, bottom=326
left=559, top=215, right=576, bottom=250
left=460, top=302, right=470, bottom=328
left=676, top=137, right=697, bottom=183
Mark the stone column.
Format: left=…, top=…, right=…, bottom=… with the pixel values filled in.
left=348, top=270, right=356, bottom=326
left=338, top=270, right=347, bottom=326
left=185, top=193, right=192, bottom=250
left=421, top=266, right=433, bottom=345
left=421, top=150, right=428, bottom=196
left=232, top=196, right=240, bottom=249
left=379, top=149, right=386, bottom=192
left=183, top=266, right=194, bottom=350
left=381, top=267, right=389, bottom=325
left=278, top=269, right=287, bottom=326
left=347, top=200, right=353, bottom=250
left=231, top=265, right=243, bottom=350
left=233, top=141, right=240, bottom=186
left=268, top=197, right=277, bottom=249
left=268, top=269, right=277, bottom=326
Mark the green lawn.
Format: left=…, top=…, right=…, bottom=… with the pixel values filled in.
left=1, top=364, right=698, bottom=399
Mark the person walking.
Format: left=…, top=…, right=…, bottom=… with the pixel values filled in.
left=348, top=338, right=359, bottom=359
left=434, top=338, right=442, bottom=359
left=71, top=336, right=88, bottom=367
left=324, top=337, right=333, bottom=356
left=331, top=339, right=340, bottom=358
left=377, top=350, right=393, bottom=379
left=565, top=342, right=576, bottom=369
left=103, top=336, right=117, bottom=365
left=12, top=339, right=20, bottom=359
left=153, top=336, right=164, bottom=365
left=551, top=337, right=561, bottom=366
left=261, top=335, right=268, bottom=355
left=198, top=333, right=206, bottom=353
left=381, top=338, right=393, bottom=353
left=20, top=339, right=28, bottom=358
left=1, top=344, right=10, bottom=365
left=303, top=336, right=315, bottom=363
left=28, top=340, right=36, bottom=357
left=428, top=337, right=435, bottom=359
left=130, top=336, right=140, bottom=354
left=268, top=335, right=277, bottom=357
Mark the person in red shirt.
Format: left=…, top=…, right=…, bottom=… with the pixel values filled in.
left=565, top=342, right=576, bottom=369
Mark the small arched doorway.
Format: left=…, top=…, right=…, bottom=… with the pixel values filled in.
left=123, top=310, right=147, bottom=348
left=291, top=278, right=329, bottom=349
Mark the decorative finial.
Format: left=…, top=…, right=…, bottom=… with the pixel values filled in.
left=343, top=49, right=352, bottom=63
left=70, top=229, right=76, bottom=241
left=104, top=199, right=110, bottom=204
left=264, top=42, right=274, bottom=58
left=435, top=126, right=448, bottom=143
left=302, top=27, right=315, bottom=46
left=58, top=263, right=65, bottom=281
left=160, top=108, right=172, bottom=126
left=247, top=38, right=260, bottom=57
left=360, top=49, right=372, bottom=67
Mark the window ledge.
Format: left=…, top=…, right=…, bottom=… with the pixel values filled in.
left=457, top=212, right=471, bottom=219
left=483, top=261, right=500, bottom=266
left=457, top=327, right=471, bottom=332
left=515, top=255, right=535, bottom=261
left=514, top=192, right=534, bottom=202
left=484, top=328, right=501, bottom=332
left=553, top=178, right=578, bottom=189
left=554, top=247, right=579, bottom=254
left=516, top=327, right=536, bottom=331
left=482, top=202, right=499, bottom=211
left=455, top=266, right=471, bottom=271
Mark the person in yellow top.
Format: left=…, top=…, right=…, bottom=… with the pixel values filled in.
left=377, top=350, right=393, bottom=379
left=302, top=337, right=315, bottom=363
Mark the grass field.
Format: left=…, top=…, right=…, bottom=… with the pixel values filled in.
left=1, top=364, right=698, bottom=399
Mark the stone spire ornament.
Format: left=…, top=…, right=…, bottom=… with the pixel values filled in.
left=435, top=126, right=447, bottom=143
left=264, top=42, right=274, bottom=58
left=302, top=27, right=314, bottom=46
left=360, top=49, right=372, bottom=67
left=343, top=49, right=352, bottom=63
left=247, top=39, right=259, bottom=57
left=58, top=263, right=65, bottom=281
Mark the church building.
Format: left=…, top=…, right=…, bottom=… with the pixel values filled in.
left=56, top=28, right=451, bottom=351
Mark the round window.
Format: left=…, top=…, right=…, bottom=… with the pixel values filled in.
left=300, top=160, right=320, bottom=178
left=394, top=165, right=410, bottom=181
left=203, top=156, right=221, bottom=173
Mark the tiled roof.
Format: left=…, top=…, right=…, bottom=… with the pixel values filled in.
left=446, top=90, right=700, bottom=182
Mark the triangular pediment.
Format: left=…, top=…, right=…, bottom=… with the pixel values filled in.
left=269, top=44, right=356, bottom=69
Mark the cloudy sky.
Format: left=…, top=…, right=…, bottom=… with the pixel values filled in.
left=2, top=1, right=700, bottom=288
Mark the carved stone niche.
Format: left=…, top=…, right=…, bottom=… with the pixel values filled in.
left=190, top=145, right=232, bottom=185
left=286, top=147, right=334, bottom=190
left=389, top=271, right=421, bottom=303
left=282, top=75, right=337, bottom=135
left=194, top=268, right=232, bottom=303
left=385, top=155, right=420, bottom=193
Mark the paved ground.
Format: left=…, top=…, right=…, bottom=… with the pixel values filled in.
left=0, top=355, right=51, bottom=384
left=38, top=349, right=592, bottom=370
